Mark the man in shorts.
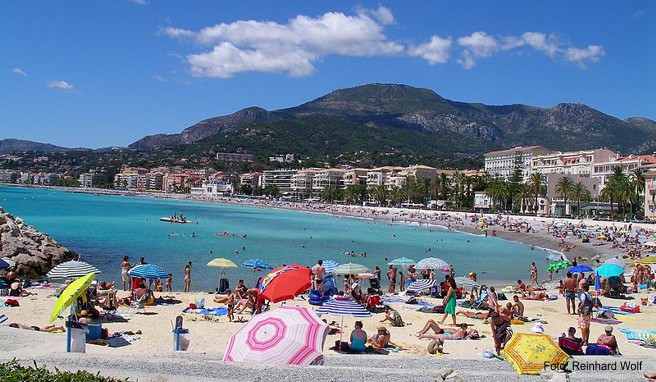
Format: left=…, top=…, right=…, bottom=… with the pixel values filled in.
left=564, top=272, right=577, bottom=315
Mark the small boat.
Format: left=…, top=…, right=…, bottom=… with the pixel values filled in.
left=159, top=217, right=193, bottom=224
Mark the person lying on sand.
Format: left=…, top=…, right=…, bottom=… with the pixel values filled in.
left=415, top=320, right=479, bottom=340
left=522, top=292, right=548, bottom=300
left=456, top=309, right=491, bottom=320
left=8, top=323, right=65, bottom=333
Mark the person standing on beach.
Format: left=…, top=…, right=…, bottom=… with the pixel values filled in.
left=312, top=260, right=325, bottom=295
left=439, top=275, right=458, bottom=326
left=578, top=284, right=593, bottom=345
left=529, top=262, right=538, bottom=287
left=120, top=256, right=131, bottom=291
left=387, top=265, right=396, bottom=293
left=184, top=262, right=192, bottom=292
left=564, top=272, right=577, bottom=314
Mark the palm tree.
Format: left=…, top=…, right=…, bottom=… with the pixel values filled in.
left=608, top=166, right=632, bottom=218
left=555, top=177, right=575, bottom=216
left=631, top=168, right=646, bottom=217
left=485, top=178, right=510, bottom=210
left=390, top=186, right=406, bottom=206
left=344, top=185, right=360, bottom=204
left=571, top=182, right=592, bottom=218
left=529, top=173, right=546, bottom=215
left=514, top=183, right=533, bottom=214
left=438, top=173, right=450, bottom=200
left=372, top=185, right=388, bottom=206
left=452, top=171, right=466, bottom=209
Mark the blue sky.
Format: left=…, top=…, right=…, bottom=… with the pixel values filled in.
left=1, top=1, right=654, bottom=148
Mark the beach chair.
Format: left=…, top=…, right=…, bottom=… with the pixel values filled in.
left=472, top=285, right=489, bottom=310
left=129, top=293, right=148, bottom=314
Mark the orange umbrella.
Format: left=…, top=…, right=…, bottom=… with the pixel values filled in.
left=259, top=264, right=312, bottom=303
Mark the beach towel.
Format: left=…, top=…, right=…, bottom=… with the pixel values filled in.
left=619, top=329, right=656, bottom=342
left=601, top=307, right=635, bottom=316
left=585, top=344, right=612, bottom=356
left=591, top=318, right=622, bottom=325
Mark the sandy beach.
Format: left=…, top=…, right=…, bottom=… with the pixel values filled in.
left=3, top=186, right=656, bottom=380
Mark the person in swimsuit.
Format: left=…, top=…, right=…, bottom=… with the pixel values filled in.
left=349, top=320, right=367, bottom=353
left=225, top=290, right=235, bottom=322
left=387, top=265, right=396, bottom=293
left=456, top=309, right=492, bottom=320
left=312, top=260, right=325, bottom=295
left=439, top=275, right=458, bottom=326
left=184, top=262, right=191, bottom=293
left=8, top=323, right=65, bottom=333
left=235, top=280, right=247, bottom=300
left=564, top=272, right=577, bottom=314
left=120, top=256, right=131, bottom=291
left=490, top=311, right=512, bottom=354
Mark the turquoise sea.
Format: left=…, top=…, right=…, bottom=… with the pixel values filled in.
left=0, top=186, right=550, bottom=291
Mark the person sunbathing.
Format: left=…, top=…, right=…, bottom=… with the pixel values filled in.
left=522, top=292, right=548, bottom=300
left=456, top=309, right=491, bottom=320
left=368, top=326, right=390, bottom=348
left=8, top=323, right=65, bottom=333
left=416, top=320, right=479, bottom=340
left=596, top=325, right=620, bottom=355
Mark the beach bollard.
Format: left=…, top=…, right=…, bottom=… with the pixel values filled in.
left=172, top=327, right=190, bottom=351
left=65, top=316, right=88, bottom=353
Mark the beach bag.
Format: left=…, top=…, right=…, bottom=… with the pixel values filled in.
left=5, top=299, right=19, bottom=307
left=580, top=292, right=593, bottom=316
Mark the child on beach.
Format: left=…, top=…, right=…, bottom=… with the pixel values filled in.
left=166, top=273, right=172, bottom=292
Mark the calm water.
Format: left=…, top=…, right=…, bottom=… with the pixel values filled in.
left=0, top=186, right=549, bottom=290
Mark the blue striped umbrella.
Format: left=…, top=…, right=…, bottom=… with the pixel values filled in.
left=406, top=279, right=438, bottom=294
left=242, top=258, right=274, bottom=270
left=315, top=299, right=372, bottom=343
left=387, top=257, right=416, bottom=267
left=322, top=260, right=340, bottom=274
left=47, top=260, right=101, bottom=279
left=128, top=264, right=168, bottom=280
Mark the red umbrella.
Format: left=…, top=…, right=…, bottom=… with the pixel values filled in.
left=258, top=264, right=312, bottom=303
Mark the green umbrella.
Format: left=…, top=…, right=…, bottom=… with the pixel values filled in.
left=547, top=260, right=572, bottom=272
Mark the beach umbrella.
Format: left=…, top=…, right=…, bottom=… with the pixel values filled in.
left=47, top=260, right=101, bottom=279
left=316, top=298, right=372, bottom=343
left=632, top=256, right=656, bottom=265
left=322, top=260, right=340, bottom=274
left=546, top=260, right=571, bottom=272
left=594, top=264, right=624, bottom=278
left=501, top=333, right=570, bottom=375
left=49, top=272, right=96, bottom=323
left=224, top=305, right=328, bottom=365
left=259, top=264, right=312, bottom=303
left=332, top=262, right=370, bottom=275
left=128, top=264, right=168, bottom=280
left=603, top=258, right=626, bottom=269
left=643, top=242, right=656, bottom=247
left=415, top=257, right=449, bottom=271
left=207, top=258, right=237, bottom=268
left=454, top=276, right=480, bottom=287
left=568, top=265, right=594, bottom=273
left=242, top=258, right=274, bottom=270
left=406, top=279, right=438, bottom=295
left=595, top=272, right=602, bottom=292
left=387, top=257, right=417, bottom=267
left=0, top=258, right=14, bottom=270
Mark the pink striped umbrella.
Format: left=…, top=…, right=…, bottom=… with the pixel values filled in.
left=223, top=305, right=328, bottom=365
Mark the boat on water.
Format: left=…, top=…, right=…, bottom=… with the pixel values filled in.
left=159, top=217, right=193, bottom=224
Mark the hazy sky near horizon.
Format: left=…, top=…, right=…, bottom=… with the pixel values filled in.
left=2, top=1, right=654, bottom=148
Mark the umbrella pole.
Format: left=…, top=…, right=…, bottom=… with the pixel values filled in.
left=340, top=316, right=344, bottom=345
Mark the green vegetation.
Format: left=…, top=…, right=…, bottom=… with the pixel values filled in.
left=0, top=359, right=127, bottom=382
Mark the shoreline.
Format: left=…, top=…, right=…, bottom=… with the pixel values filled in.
left=2, top=183, right=640, bottom=272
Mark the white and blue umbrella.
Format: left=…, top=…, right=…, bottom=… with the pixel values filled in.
left=47, top=260, right=101, bottom=279
left=387, top=257, right=416, bottom=267
left=415, top=257, right=449, bottom=271
left=322, top=260, right=340, bottom=274
left=332, top=263, right=369, bottom=275
left=406, top=279, right=438, bottom=294
left=454, top=276, right=480, bottom=288
left=0, top=258, right=14, bottom=270
left=316, top=299, right=372, bottom=343
left=242, top=258, right=274, bottom=270
left=128, top=264, right=168, bottom=280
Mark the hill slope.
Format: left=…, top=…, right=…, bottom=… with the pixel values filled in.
left=0, top=139, right=76, bottom=155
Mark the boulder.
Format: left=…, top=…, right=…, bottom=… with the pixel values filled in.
left=0, top=207, right=78, bottom=278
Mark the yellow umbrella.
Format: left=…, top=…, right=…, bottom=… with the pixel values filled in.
left=631, top=257, right=656, bottom=265
left=49, top=272, right=96, bottom=323
left=501, top=333, right=569, bottom=375
left=207, top=258, right=238, bottom=268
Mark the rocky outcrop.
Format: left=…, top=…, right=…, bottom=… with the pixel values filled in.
left=0, top=207, right=78, bottom=278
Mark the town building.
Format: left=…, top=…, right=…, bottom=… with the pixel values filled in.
left=545, top=173, right=601, bottom=216
left=532, top=148, right=617, bottom=178
left=312, top=168, right=346, bottom=192
left=239, top=172, right=263, bottom=187
left=402, top=165, right=438, bottom=181
left=190, top=179, right=234, bottom=196
left=484, top=146, right=552, bottom=182
left=593, top=154, right=656, bottom=188
left=342, top=168, right=369, bottom=187
left=366, top=166, right=405, bottom=189
left=290, top=168, right=321, bottom=199
left=262, top=169, right=298, bottom=194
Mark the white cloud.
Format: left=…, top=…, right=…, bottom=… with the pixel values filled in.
left=47, top=80, right=75, bottom=91
left=163, top=7, right=403, bottom=78
left=563, top=45, right=605, bottom=67
left=11, top=67, right=28, bottom=77
left=408, top=35, right=452, bottom=65
left=152, top=75, right=166, bottom=82
left=129, top=0, right=148, bottom=5
left=454, top=31, right=604, bottom=69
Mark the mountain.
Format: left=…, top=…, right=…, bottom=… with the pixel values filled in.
left=130, top=84, right=656, bottom=162
left=0, top=139, right=77, bottom=155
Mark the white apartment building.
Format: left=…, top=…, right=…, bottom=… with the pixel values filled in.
left=402, top=165, right=438, bottom=181
left=261, top=169, right=298, bottom=194
left=532, top=148, right=616, bottom=178
left=290, top=168, right=321, bottom=198
left=484, top=146, right=551, bottom=182
left=312, top=168, right=346, bottom=192
left=593, top=154, right=656, bottom=188
left=190, top=180, right=233, bottom=196
left=366, top=166, right=405, bottom=189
